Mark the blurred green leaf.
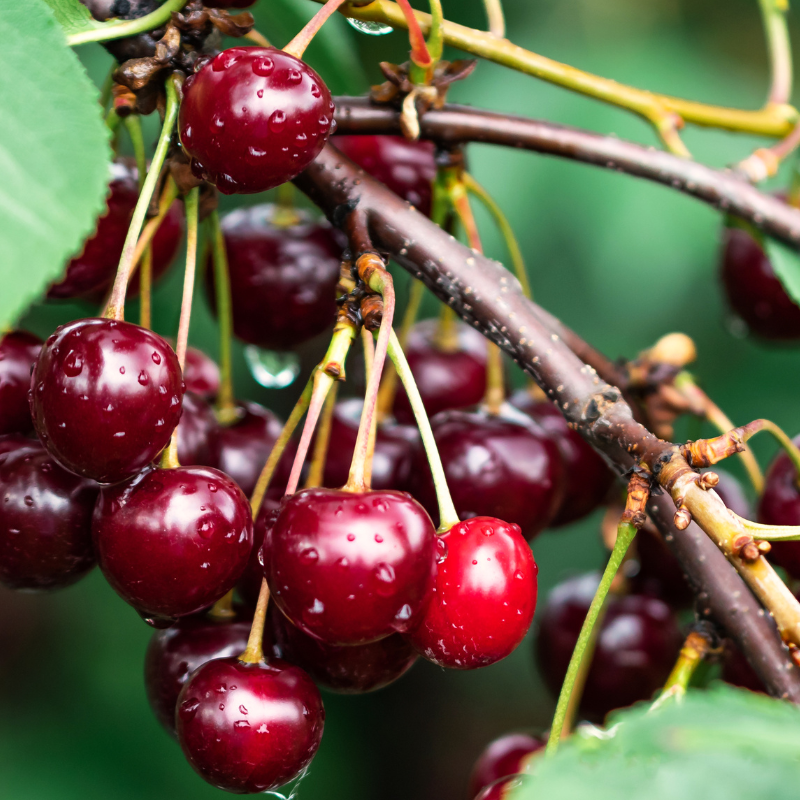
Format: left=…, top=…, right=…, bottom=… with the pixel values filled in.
left=42, top=0, right=103, bottom=36
left=764, top=235, right=800, bottom=307
left=0, top=0, right=110, bottom=328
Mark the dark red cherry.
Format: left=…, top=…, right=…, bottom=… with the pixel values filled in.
left=48, top=160, right=184, bottom=300
left=720, top=218, right=800, bottom=340
left=207, top=204, right=341, bottom=350
left=93, top=465, right=252, bottom=619
left=266, top=487, right=437, bottom=645
left=474, top=775, right=526, bottom=800
left=535, top=573, right=682, bottom=720
left=721, top=640, right=764, bottom=693
left=468, top=732, right=545, bottom=800
left=758, top=439, right=800, bottom=578
left=30, top=318, right=184, bottom=484
left=0, top=331, right=41, bottom=435
left=0, top=434, right=38, bottom=458
left=238, top=498, right=280, bottom=608
left=392, top=319, right=488, bottom=425
left=333, top=135, right=436, bottom=216
left=182, top=346, right=220, bottom=400
left=177, top=392, right=219, bottom=467
left=410, top=408, right=564, bottom=539
left=270, top=607, right=418, bottom=694
left=510, top=389, right=614, bottom=525
left=210, top=401, right=296, bottom=498
left=321, top=398, right=420, bottom=492
left=176, top=656, right=324, bottom=793
left=405, top=517, right=537, bottom=669
left=0, top=441, right=98, bottom=591
left=179, top=47, right=335, bottom=195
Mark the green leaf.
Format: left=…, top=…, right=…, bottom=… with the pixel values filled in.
left=764, top=235, right=800, bottom=308
left=42, top=0, right=104, bottom=36
left=0, top=0, right=111, bottom=328
left=511, top=686, right=800, bottom=800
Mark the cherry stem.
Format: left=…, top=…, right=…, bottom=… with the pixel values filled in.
left=760, top=0, right=793, bottom=106
left=396, top=0, right=433, bottom=70
left=426, top=0, right=444, bottom=62
left=272, top=183, right=301, bottom=228
left=484, top=341, right=505, bottom=415
left=653, top=628, right=714, bottom=708
left=67, top=0, right=188, bottom=46
left=240, top=579, right=270, bottom=664
left=175, top=186, right=200, bottom=373
left=105, top=74, right=181, bottom=322
left=139, top=246, right=153, bottom=329
left=208, top=588, right=237, bottom=621
left=208, top=210, right=238, bottom=425
left=244, top=28, right=271, bottom=47
left=547, top=520, right=637, bottom=755
left=304, top=381, right=339, bottom=489
left=386, top=329, right=459, bottom=531
left=740, top=418, right=800, bottom=483
left=283, top=0, right=349, bottom=60
left=483, top=0, right=506, bottom=38
left=124, top=115, right=147, bottom=190
left=727, top=511, right=800, bottom=541
left=361, top=327, right=378, bottom=489
left=99, top=64, right=115, bottom=110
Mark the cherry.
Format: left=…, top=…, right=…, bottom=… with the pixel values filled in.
left=30, top=318, right=184, bottom=484
left=209, top=401, right=296, bottom=499
left=333, top=135, right=436, bottom=216
left=0, top=441, right=98, bottom=591
left=0, top=434, right=38, bottom=458
left=535, top=573, right=682, bottom=720
left=238, top=497, right=280, bottom=608
left=721, top=640, right=764, bottom=693
left=266, top=487, right=437, bottom=645
left=405, top=517, right=537, bottom=669
left=720, top=219, right=800, bottom=340
left=510, top=389, right=614, bottom=525
left=0, top=331, right=42, bottom=435
left=179, top=47, right=335, bottom=195
left=321, top=398, right=420, bottom=492
left=207, top=204, right=341, bottom=350
left=758, top=438, right=800, bottom=579
left=176, top=392, right=219, bottom=467
left=392, top=319, right=488, bottom=425
left=145, top=615, right=255, bottom=736
left=48, top=160, right=183, bottom=300
left=176, top=656, right=324, bottom=793
left=410, top=408, right=564, bottom=540
left=468, top=732, right=546, bottom=799
left=474, top=775, right=526, bottom=800
left=182, top=346, right=220, bottom=399
left=93, top=465, right=253, bottom=620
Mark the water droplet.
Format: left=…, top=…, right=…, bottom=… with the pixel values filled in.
left=374, top=563, right=395, bottom=595
left=287, top=69, right=302, bottom=84
left=296, top=132, right=307, bottom=145
left=138, top=371, right=148, bottom=386
left=482, top=526, right=494, bottom=536
left=472, top=559, right=478, bottom=565
left=310, top=83, right=321, bottom=98
left=514, top=570, right=525, bottom=580
left=347, top=18, right=393, bottom=35
left=394, top=603, right=412, bottom=621
left=152, top=352, right=162, bottom=365
left=347, top=533, right=356, bottom=542
left=335, top=557, right=349, bottom=569
left=307, top=598, right=324, bottom=615
left=63, top=350, right=83, bottom=377
left=244, top=346, right=300, bottom=389
left=208, top=483, right=218, bottom=492
left=219, top=703, right=225, bottom=710
left=253, top=55, right=274, bottom=76
left=435, top=538, right=448, bottom=563
left=23, top=496, right=33, bottom=507
left=269, top=109, right=287, bottom=133
left=197, top=518, right=215, bottom=539
left=179, top=698, right=200, bottom=721
left=214, top=50, right=241, bottom=71
left=375, top=534, right=384, bottom=543
left=300, top=547, right=319, bottom=564
left=257, top=89, right=264, bottom=98
left=238, top=705, right=248, bottom=715
left=234, top=720, right=250, bottom=729
left=119, top=366, right=125, bottom=375
left=212, top=114, right=225, bottom=130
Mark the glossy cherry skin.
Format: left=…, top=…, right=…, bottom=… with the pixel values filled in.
left=758, top=438, right=800, bottom=579
left=177, top=392, right=219, bottom=467
left=93, top=465, right=253, bottom=620
left=393, top=319, right=488, bottom=425
left=48, top=160, right=183, bottom=299
left=183, top=346, right=220, bottom=400
left=720, top=221, right=800, bottom=340
left=0, top=442, right=98, bottom=591
left=405, top=517, right=537, bottom=669
left=536, top=573, right=682, bottom=720
left=0, top=434, right=38, bottom=458
left=30, top=318, right=184, bottom=484
left=145, top=616, right=254, bottom=735
left=510, top=390, right=614, bottom=525
left=474, top=776, right=526, bottom=800
left=411, top=408, right=564, bottom=540
left=0, top=331, right=42, bottom=435
left=321, top=398, right=420, bottom=492
left=266, top=487, right=437, bottom=645
left=333, top=135, right=436, bottom=216
left=179, top=47, right=335, bottom=195
left=237, top=498, right=280, bottom=608
left=210, top=401, right=296, bottom=499
left=469, top=733, right=545, bottom=800
left=176, top=656, right=324, bottom=793
left=209, top=204, right=341, bottom=350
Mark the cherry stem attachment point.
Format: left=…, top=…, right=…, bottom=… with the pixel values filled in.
left=304, top=381, right=339, bottom=489
left=240, top=579, right=270, bottom=664
left=283, top=0, right=349, bottom=60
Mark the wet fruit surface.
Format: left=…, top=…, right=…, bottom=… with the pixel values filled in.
left=238, top=497, right=280, bottom=608
left=179, top=47, right=335, bottom=194
left=30, top=318, right=184, bottom=484
left=405, top=517, right=537, bottom=669
left=0, top=330, right=42, bottom=435
left=468, top=732, right=545, bottom=799
left=177, top=392, right=219, bottom=467
left=266, top=487, right=437, bottom=645
left=176, top=656, right=324, bottom=793
left=182, top=346, right=220, bottom=399
left=93, top=465, right=253, bottom=619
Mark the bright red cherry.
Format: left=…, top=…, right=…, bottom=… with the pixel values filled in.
left=321, top=398, right=419, bottom=492
left=468, top=732, right=545, bottom=799
left=93, top=465, right=253, bottom=620
left=208, top=204, right=341, bottom=350
left=0, top=441, right=98, bottom=591
left=266, top=487, right=437, bottom=645
left=535, top=573, right=682, bottom=720
left=145, top=615, right=255, bottom=736
left=30, top=318, right=184, bottom=484
left=510, top=389, right=613, bottom=525
left=410, top=408, right=564, bottom=539
left=182, top=346, right=220, bottom=400
left=474, top=776, right=526, bottom=800
left=405, top=517, right=537, bottom=669
left=333, top=135, right=436, bottom=216
left=176, top=656, right=324, bottom=793
left=392, top=319, right=488, bottom=425
left=210, top=401, right=296, bottom=498
left=0, top=331, right=41, bottom=435
left=179, top=47, right=335, bottom=195
left=177, top=392, right=219, bottom=467
left=720, top=219, right=800, bottom=339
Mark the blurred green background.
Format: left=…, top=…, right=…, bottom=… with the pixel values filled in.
left=3, top=0, right=800, bottom=798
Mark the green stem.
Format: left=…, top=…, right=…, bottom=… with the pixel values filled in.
left=387, top=329, right=459, bottom=531
left=124, top=115, right=147, bottom=191
left=67, top=0, right=188, bottom=47
left=730, top=512, right=800, bottom=541
left=105, top=107, right=121, bottom=135
left=652, top=629, right=714, bottom=709
left=747, top=418, right=800, bottom=480
left=483, top=0, right=505, bottom=38
left=759, top=0, right=793, bottom=106
left=126, top=116, right=152, bottom=326
left=304, top=381, right=339, bottom=489
left=175, top=187, right=199, bottom=372
left=547, top=521, right=637, bottom=755
left=240, top=579, right=270, bottom=664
